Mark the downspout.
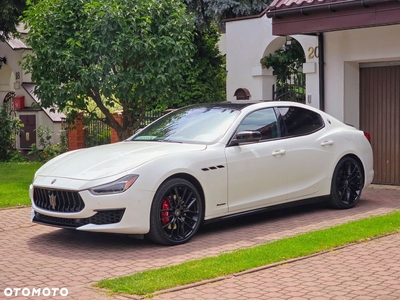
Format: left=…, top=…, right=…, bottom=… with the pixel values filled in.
left=318, top=33, right=325, bottom=111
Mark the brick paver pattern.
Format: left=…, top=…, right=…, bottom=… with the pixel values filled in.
left=0, top=187, right=399, bottom=299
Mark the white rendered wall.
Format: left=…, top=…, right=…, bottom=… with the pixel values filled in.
left=324, top=24, right=400, bottom=127
left=0, top=42, right=34, bottom=106
left=226, top=15, right=273, bottom=102
left=225, top=15, right=319, bottom=106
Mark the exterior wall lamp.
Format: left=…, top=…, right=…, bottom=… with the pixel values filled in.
left=0, top=57, right=6, bottom=69
left=285, top=37, right=292, bottom=49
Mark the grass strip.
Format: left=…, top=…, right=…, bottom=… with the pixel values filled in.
left=96, top=211, right=400, bottom=296
left=0, top=162, right=42, bottom=208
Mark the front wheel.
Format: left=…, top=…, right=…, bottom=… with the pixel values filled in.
left=329, top=157, right=364, bottom=209
left=147, top=178, right=204, bottom=246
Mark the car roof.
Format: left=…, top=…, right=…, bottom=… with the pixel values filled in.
left=186, top=101, right=309, bottom=111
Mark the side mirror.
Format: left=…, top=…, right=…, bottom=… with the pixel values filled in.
left=230, top=130, right=261, bottom=146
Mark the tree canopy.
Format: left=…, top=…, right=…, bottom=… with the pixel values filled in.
left=21, top=0, right=270, bottom=142
left=167, top=25, right=226, bottom=108
left=23, top=0, right=194, bottom=140
left=183, top=0, right=271, bottom=30
left=0, top=0, right=27, bottom=41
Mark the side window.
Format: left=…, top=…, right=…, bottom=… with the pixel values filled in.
left=278, top=106, right=324, bottom=137
left=237, top=108, right=279, bottom=140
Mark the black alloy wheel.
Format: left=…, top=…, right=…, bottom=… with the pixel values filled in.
left=330, top=157, right=364, bottom=209
left=147, top=178, right=204, bottom=246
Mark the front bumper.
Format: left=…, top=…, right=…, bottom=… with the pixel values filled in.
left=30, top=185, right=155, bottom=234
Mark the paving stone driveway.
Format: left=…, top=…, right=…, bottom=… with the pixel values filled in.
left=1, top=186, right=399, bottom=300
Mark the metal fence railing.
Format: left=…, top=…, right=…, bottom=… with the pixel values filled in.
left=138, top=110, right=163, bottom=127
left=85, top=111, right=164, bottom=148
left=85, top=119, right=111, bottom=148
left=272, top=73, right=306, bottom=103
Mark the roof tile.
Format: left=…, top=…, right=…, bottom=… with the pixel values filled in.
left=268, top=0, right=349, bottom=11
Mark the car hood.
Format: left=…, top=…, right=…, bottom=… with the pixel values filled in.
left=36, top=141, right=207, bottom=181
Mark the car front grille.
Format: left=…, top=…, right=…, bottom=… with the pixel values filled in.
left=33, top=188, right=85, bottom=213
left=33, top=209, right=126, bottom=228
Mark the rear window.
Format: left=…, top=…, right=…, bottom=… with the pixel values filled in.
left=278, top=107, right=324, bottom=137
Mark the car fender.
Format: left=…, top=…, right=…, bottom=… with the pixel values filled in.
left=131, top=145, right=229, bottom=219
left=331, top=131, right=374, bottom=188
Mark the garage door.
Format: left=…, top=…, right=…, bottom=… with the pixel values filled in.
left=360, top=64, right=400, bottom=185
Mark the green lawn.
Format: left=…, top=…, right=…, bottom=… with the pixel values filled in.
left=96, top=211, right=400, bottom=296
left=0, top=162, right=42, bottom=208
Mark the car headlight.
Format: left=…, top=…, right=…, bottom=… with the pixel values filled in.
left=89, top=174, right=139, bottom=195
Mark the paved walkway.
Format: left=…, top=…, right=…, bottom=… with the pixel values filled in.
left=0, top=186, right=399, bottom=300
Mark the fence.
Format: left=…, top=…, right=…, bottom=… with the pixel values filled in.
left=85, top=119, right=111, bottom=148
left=138, top=110, right=164, bottom=127
left=272, top=73, right=306, bottom=103
left=75, top=111, right=164, bottom=149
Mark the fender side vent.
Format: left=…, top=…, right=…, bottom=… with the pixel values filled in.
left=201, top=165, right=225, bottom=171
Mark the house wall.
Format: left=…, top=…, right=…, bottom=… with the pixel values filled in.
left=225, top=15, right=400, bottom=184
left=225, top=15, right=319, bottom=106
left=0, top=39, right=64, bottom=150
left=324, top=24, right=400, bottom=127
left=226, top=16, right=272, bottom=102
left=226, top=16, right=400, bottom=128
left=15, top=111, right=63, bottom=149
left=0, top=45, right=32, bottom=104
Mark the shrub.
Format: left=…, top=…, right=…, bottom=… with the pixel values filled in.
left=0, top=104, right=24, bottom=162
left=28, top=125, right=67, bottom=162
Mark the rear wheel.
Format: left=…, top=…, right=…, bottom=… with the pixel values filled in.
left=147, top=178, right=204, bottom=246
left=329, top=157, right=364, bottom=209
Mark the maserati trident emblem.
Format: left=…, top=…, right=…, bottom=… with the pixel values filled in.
left=49, top=193, right=57, bottom=210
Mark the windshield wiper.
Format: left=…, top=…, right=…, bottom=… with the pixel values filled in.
left=131, top=137, right=183, bottom=143
left=156, top=139, right=182, bottom=143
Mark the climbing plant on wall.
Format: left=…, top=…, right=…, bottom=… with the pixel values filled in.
left=260, top=39, right=305, bottom=84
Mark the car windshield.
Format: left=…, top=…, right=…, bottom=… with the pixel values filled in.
left=130, top=105, right=241, bottom=144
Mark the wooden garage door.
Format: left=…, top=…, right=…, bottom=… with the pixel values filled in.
left=360, top=64, right=400, bottom=185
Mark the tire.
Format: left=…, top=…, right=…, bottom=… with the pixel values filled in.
left=147, top=178, right=204, bottom=246
left=329, top=156, right=364, bottom=209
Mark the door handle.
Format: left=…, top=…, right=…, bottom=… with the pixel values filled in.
left=272, top=150, right=286, bottom=157
left=321, top=140, right=334, bottom=147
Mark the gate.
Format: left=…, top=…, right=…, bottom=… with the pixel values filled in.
left=272, top=73, right=305, bottom=103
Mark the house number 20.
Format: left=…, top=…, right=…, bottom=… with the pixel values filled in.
left=308, top=46, right=319, bottom=59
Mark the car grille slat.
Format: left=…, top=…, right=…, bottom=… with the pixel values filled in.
left=63, top=190, right=70, bottom=212
left=38, top=188, right=46, bottom=210
left=68, top=191, right=74, bottom=212
left=33, top=188, right=85, bottom=213
left=58, top=190, right=64, bottom=212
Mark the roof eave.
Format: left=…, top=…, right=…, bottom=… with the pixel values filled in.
left=266, top=0, right=400, bottom=35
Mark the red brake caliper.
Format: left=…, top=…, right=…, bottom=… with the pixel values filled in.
left=161, top=198, right=170, bottom=225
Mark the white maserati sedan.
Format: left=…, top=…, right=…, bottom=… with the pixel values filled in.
left=30, top=101, right=374, bottom=245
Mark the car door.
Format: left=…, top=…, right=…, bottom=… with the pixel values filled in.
left=225, top=108, right=288, bottom=213
left=277, top=106, right=337, bottom=200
